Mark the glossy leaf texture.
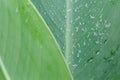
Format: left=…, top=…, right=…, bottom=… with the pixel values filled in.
left=32, top=0, right=120, bottom=80
left=0, top=0, right=72, bottom=80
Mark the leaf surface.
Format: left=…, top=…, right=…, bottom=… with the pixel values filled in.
left=0, top=0, right=72, bottom=80
left=32, top=0, right=120, bottom=80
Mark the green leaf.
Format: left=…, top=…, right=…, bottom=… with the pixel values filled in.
left=0, top=0, right=72, bottom=80
left=0, top=61, right=6, bottom=80
left=32, top=0, right=120, bottom=80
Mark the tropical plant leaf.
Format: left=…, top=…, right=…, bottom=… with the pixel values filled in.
left=32, top=0, right=120, bottom=80
left=0, top=61, right=6, bottom=80
left=0, top=0, right=72, bottom=80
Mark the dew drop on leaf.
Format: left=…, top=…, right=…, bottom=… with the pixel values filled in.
left=95, top=50, right=100, bottom=55
left=43, top=12, right=46, bottom=15
left=90, top=78, right=94, bottom=80
left=78, top=58, right=81, bottom=63
left=85, top=3, right=88, bottom=8
left=77, top=53, right=79, bottom=57
left=72, top=51, right=74, bottom=54
left=96, top=22, right=99, bottom=27
left=93, top=32, right=97, bottom=36
left=90, top=15, right=95, bottom=19
left=82, top=28, right=86, bottom=32
left=75, top=0, right=78, bottom=3
left=105, top=22, right=111, bottom=28
left=75, top=27, right=79, bottom=32
left=72, top=64, right=78, bottom=68
left=78, top=50, right=81, bottom=53
left=75, top=16, right=80, bottom=21
left=95, top=40, right=99, bottom=44
left=67, top=9, right=71, bottom=12
left=87, top=57, right=94, bottom=63
left=79, top=22, right=82, bottom=25
left=74, top=8, right=77, bottom=12
left=60, top=27, right=63, bottom=30
left=99, top=18, right=102, bottom=22
left=83, top=41, right=86, bottom=46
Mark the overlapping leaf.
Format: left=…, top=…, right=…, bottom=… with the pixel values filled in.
left=0, top=0, right=72, bottom=80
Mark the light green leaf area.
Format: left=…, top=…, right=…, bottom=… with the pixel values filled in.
left=0, top=66, right=6, bottom=80
left=0, top=0, right=72, bottom=80
left=32, top=0, right=120, bottom=80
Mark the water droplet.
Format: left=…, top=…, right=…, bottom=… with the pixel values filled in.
left=74, top=8, right=77, bottom=12
left=95, top=40, right=99, bottom=44
left=82, top=28, right=86, bottom=32
left=105, top=22, right=111, bottom=28
left=79, top=22, right=82, bottom=25
left=93, top=32, right=97, bottom=36
left=93, top=0, right=97, bottom=3
left=84, top=63, right=88, bottom=67
left=75, top=16, right=80, bottom=21
left=78, top=58, right=81, bottom=62
left=103, top=57, right=111, bottom=62
left=77, top=53, right=80, bottom=57
left=90, top=78, right=94, bottom=80
left=74, top=7, right=80, bottom=12
left=83, top=22, right=85, bottom=25
left=72, top=51, right=74, bottom=54
left=75, top=27, right=79, bottom=32
left=83, top=41, right=86, bottom=46
left=103, top=39, right=107, bottom=44
left=85, top=3, right=88, bottom=8
left=78, top=50, right=81, bottom=53
left=60, top=27, right=63, bottom=30
left=75, top=0, right=78, bottom=3
left=72, top=32, right=74, bottom=36
left=67, top=9, right=71, bottom=12
left=89, top=38, right=91, bottom=41
left=96, top=22, right=99, bottom=27
left=99, top=18, right=102, bottom=22
left=63, top=46, right=65, bottom=49
left=91, top=28, right=94, bottom=31
left=87, top=57, right=94, bottom=63
left=98, top=32, right=101, bottom=36
left=68, top=61, right=71, bottom=65
left=96, top=50, right=100, bottom=55
left=72, top=64, right=78, bottom=68
left=77, top=44, right=81, bottom=47
left=90, top=15, right=95, bottom=19
left=44, top=12, right=46, bottom=15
